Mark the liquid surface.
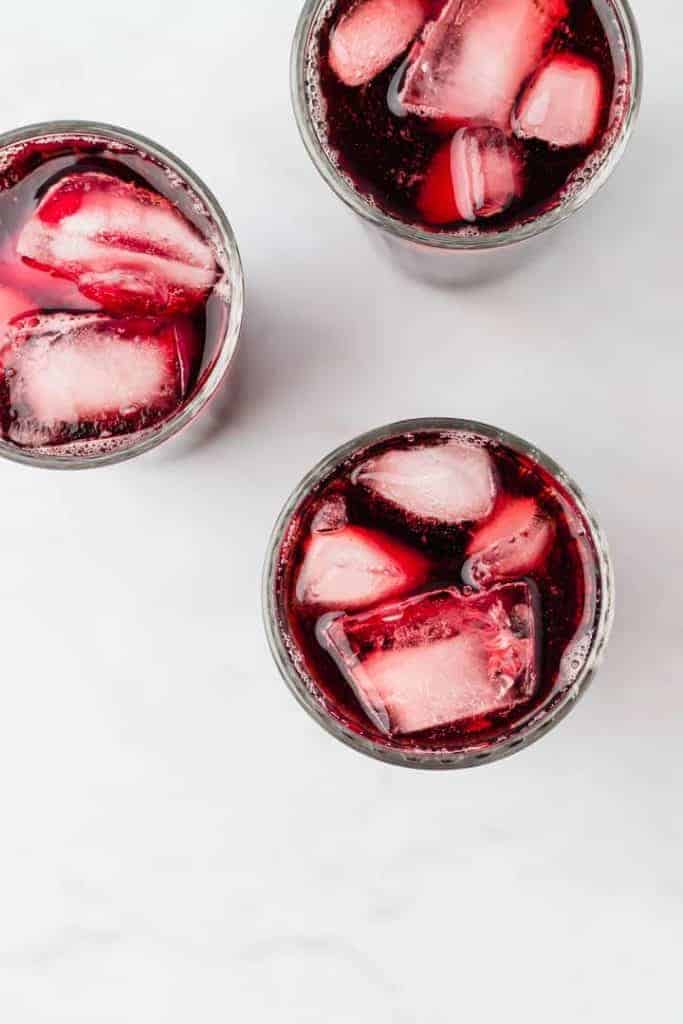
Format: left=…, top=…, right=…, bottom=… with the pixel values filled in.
left=276, top=429, right=602, bottom=755
left=309, top=0, right=626, bottom=232
left=0, top=135, right=229, bottom=453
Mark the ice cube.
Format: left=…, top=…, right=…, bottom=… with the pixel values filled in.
left=512, top=52, right=604, bottom=148
left=296, top=525, right=428, bottom=611
left=318, top=582, right=539, bottom=735
left=16, top=173, right=217, bottom=316
left=0, top=312, right=201, bottom=447
left=400, top=0, right=568, bottom=130
left=354, top=440, right=496, bottom=524
left=329, top=0, right=428, bottom=87
left=463, top=496, right=555, bottom=586
left=311, top=494, right=349, bottom=534
left=418, top=126, right=525, bottom=223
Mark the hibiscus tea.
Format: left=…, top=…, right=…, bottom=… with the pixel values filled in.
left=294, top=0, right=641, bottom=238
left=264, top=420, right=614, bottom=768
left=0, top=124, right=242, bottom=467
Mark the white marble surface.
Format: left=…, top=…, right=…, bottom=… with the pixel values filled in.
left=0, top=0, right=680, bottom=1020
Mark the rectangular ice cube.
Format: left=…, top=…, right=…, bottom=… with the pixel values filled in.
left=0, top=312, right=200, bottom=447
left=318, top=582, right=539, bottom=735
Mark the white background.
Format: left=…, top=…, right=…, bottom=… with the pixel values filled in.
left=0, top=1, right=680, bottom=1020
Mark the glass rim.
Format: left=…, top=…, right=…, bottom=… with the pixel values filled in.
left=290, top=0, right=644, bottom=252
left=262, top=417, right=616, bottom=770
left=0, top=119, right=245, bottom=471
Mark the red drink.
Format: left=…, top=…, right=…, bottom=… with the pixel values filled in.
left=0, top=124, right=242, bottom=466
left=264, top=421, right=613, bottom=768
left=297, top=0, right=639, bottom=235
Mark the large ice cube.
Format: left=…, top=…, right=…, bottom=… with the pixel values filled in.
left=354, top=440, right=496, bottom=524
left=463, top=496, right=555, bottom=585
left=329, top=0, right=428, bottom=87
left=296, top=525, right=428, bottom=611
left=400, top=0, right=568, bottom=130
left=512, top=52, right=604, bottom=148
left=0, top=312, right=200, bottom=447
left=17, top=173, right=217, bottom=316
left=318, top=582, right=539, bottom=735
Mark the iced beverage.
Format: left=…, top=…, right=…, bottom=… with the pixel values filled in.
left=264, top=420, right=613, bottom=768
left=293, top=0, right=641, bottom=260
left=0, top=123, right=243, bottom=468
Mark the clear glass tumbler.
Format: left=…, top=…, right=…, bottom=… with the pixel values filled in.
left=291, top=0, right=643, bottom=284
left=0, top=120, right=244, bottom=470
left=263, top=418, right=615, bottom=770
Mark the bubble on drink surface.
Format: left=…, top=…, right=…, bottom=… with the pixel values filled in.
left=23, top=431, right=150, bottom=459
left=558, top=75, right=632, bottom=207
left=560, top=631, right=594, bottom=685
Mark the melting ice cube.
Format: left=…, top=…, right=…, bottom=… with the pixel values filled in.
left=329, top=0, right=428, bottom=87
left=296, top=524, right=429, bottom=611
left=512, top=52, right=604, bottom=148
left=0, top=312, right=200, bottom=448
left=354, top=439, right=496, bottom=524
left=17, top=173, right=217, bottom=316
left=318, top=582, right=539, bottom=735
left=400, top=0, right=568, bottom=130
left=463, top=496, right=555, bottom=586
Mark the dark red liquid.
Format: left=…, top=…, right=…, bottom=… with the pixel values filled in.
left=276, top=429, right=602, bottom=754
left=0, top=134, right=228, bottom=452
left=311, top=0, right=622, bottom=232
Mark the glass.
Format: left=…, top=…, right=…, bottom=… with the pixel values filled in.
left=291, top=0, right=643, bottom=283
left=0, top=120, right=244, bottom=470
left=263, top=418, right=615, bottom=770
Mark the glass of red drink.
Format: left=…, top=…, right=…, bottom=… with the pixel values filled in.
left=291, top=0, right=642, bottom=281
left=0, top=121, right=244, bottom=469
left=263, top=419, right=614, bottom=769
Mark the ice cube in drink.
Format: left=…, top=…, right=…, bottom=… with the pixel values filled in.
left=318, top=582, right=540, bottom=736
